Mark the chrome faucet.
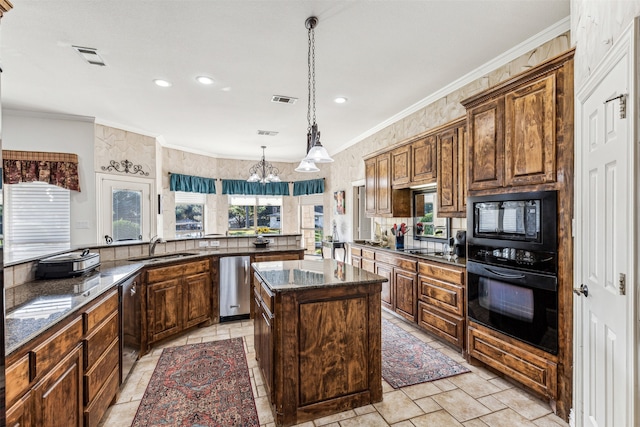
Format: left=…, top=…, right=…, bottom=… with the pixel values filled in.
left=149, top=235, right=164, bottom=256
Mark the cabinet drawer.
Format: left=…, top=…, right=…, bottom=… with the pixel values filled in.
left=350, top=247, right=362, bottom=257
left=6, top=354, right=31, bottom=408
left=147, top=260, right=209, bottom=283
left=259, top=281, right=274, bottom=314
left=468, top=323, right=557, bottom=398
left=32, top=317, right=83, bottom=379
left=418, top=276, right=464, bottom=316
left=84, top=311, right=119, bottom=368
left=417, top=301, right=464, bottom=349
left=83, top=290, right=118, bottom=333
left=84, top=338, right=119, bottom=404
left=361, top=259, right=375, bottom=273
left=375, top=251, right=416, bottom=271
left=254, top=253, right=301, bottom=262
left=84, top=366, right=119, bottom=427
left=418, top=262, right=464, bottom=285
left=6, top=391, right=31, bottom=427
left=362, top=249, right=375, bottom=260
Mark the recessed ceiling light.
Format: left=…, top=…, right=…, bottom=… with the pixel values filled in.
left=196, top=76, right=215, bottom=85
left=153, top=79, right=172, bottom=87
left=334, top=97, right=348, bottom=104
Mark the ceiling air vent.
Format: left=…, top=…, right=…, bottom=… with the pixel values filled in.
left=271, top=95, right=298, bottom=104
left=72, top=45, right=106, bottom=66
left=257, top=130, right=279, bottom=136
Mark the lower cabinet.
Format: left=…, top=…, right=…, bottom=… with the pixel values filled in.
left=253, top=275, right=274, bottom=401
left=144, top=259, right=212, bottom=350
left=393, top=267, right=418, bottom=322
left=417, top=261, right=465, bottom=350
left=6, top=391, right=31, bottom=427
left=375, top=262, right=394, bottom=310
left=33, top=345, right=84, bottom=427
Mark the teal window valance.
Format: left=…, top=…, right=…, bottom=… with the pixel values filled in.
left=170, top=173, right=216, bottom=194
left=222, top=179, right=290, bottom=196
left=293, top=179, right=324, bottom=196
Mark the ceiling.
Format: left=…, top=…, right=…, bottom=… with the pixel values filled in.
left=0, top=1, right=570, bottom=163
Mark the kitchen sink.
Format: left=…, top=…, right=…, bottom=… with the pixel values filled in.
left=128, top=252, right=198, bottom=262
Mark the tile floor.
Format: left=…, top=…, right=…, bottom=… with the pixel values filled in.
left=100, top=311, right=570, bottom=427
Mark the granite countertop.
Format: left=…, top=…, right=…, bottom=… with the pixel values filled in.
left=253, top=259, right=388, bottom=292
left=5, top=262, right=143, bottom=355
left=349, top=242, right=467, bottom=268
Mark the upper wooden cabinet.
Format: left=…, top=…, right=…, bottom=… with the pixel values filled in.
left=364, top=152, right=410, bottom=218
left=437, top=120, right=466, bottom=217
left=411, top=135, right=437, bottom=185
left=462, top=50, right=574, bottom=193
left=391, top=145, right=411, bottom=187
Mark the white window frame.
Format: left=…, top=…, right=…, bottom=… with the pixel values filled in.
left=175, top=191, right=206, bottom=237
left=227, top=195, right=283, bottom=233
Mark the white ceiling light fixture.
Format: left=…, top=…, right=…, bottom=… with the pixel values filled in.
left=153, top=79, right=172, bottom=88
left=334, top=97, right=348, bottom=104
left=196, top=76, right=215, bottom=85
left=294, top=159, right=320, bottom=173
left=297, top=16, right=334, bottom=171
left=72, top=45, right=106, bottom=66
left=247, top=146, right=281, bottom=183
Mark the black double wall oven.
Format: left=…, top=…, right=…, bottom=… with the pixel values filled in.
left=466, top=190, right=559, bottom=355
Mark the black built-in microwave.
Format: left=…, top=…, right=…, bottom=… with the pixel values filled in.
left=467, top=190, right=557, bottom=253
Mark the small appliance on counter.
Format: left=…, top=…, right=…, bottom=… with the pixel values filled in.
left=253, top=235, right=269, bottom=248
left=36, top=249, right=100, bottom=279
left=453, top=230, right=466, bottom=258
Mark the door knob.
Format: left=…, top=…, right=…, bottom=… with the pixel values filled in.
left=573, top=284, right=589, bottom=297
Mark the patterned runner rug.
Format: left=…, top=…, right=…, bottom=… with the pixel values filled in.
left=382, top=318, right=470, bottom=388
left=131, top=337, right=259, bottom=427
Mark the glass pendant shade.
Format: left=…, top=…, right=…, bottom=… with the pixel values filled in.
left=247, top=146, right=280, bottom=183
left=295, top=159, right=320, bottom=172
left=304, top=143, right=334, bottom=163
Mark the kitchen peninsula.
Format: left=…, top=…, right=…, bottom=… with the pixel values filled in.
left=252, top=259, right=386, bottom=427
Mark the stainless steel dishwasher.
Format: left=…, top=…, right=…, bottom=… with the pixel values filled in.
left=219, top=256, right=251, bottom=322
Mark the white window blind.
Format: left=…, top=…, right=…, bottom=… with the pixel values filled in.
left=175, top=191, right=206, bottom=204
left=299, top=194, right=324, bottom=206
left=228, top=195, right=282, bottom=206
left=5, top=182, right=71, bottom=254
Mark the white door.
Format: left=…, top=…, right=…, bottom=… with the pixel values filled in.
left=575, top=19, right=637, bottom=427
left=97, top=173, right=154, bottom=243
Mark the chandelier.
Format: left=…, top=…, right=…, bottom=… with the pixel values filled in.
left=247, top=146, right=281, bottom=183
left=296, top=16, right=333, bottom=172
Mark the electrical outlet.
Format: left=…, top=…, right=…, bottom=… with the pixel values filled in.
left=210, top=241, right=220, bottom=247
left=267, top=238, right=274, bottom=244
left=198, top=241, right=209, bottom=247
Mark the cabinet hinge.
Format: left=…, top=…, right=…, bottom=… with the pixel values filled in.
left=619, top=273, right=626, bottom=295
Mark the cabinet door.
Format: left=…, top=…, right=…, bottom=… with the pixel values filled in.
left=147, top=278, right=183, bottom=343
left=364, top=157, right=377, bottom=215
left=437, top=127, right=458, bottom=215
left=375, top=153, right=392, bottom=215
left=351, top=255, right=362, bottom=269
left=411, top=135, right=437, bottom=184
left=467, top=98, right=504, bottom=191
left=258, top=306, right=274, bottom=400
left=6, top=392, right=32, bottom=427
left=393, top=268, right=417, bottom=322
left=33, top=345, right=83, bottom=427
left=457, top=125, right=467, bottom=214
left=504, top=74, right=556, bottom=186
left=391, top=145, right=411, bottom=187
left=375, top=262, right=393, bottom=310
left=183, top=271, right=212, bottom=329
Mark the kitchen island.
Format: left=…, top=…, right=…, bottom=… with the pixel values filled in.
left=253, top=259, right=386, bottom=427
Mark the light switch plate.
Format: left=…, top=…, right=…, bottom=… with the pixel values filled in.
left=198, top=241, right=209, bottom=247
left=210, top=241, right=220, bottom=247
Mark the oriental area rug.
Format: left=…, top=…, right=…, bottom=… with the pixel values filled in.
left=382, top=318, right=470, bottom=388
left=131, top=337, right=259, bottom=427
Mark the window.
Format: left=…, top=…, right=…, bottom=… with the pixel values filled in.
left=299, top=194, right=323, bottom=256
left=5, top=182, right=71, bottom=257
left=175, top=191, right=205, bottom=238
left=98, top=173, right=153, bottom=243
left=228, top=195, right=282, bottom=235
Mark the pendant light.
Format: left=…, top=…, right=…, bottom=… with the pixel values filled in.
left=247, top=146, right=281, bottom=183
left=296, top=16, right=333, bottom=172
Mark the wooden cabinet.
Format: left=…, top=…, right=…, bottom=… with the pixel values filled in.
left=251, top=251, right=304, bottom=318
left=33, top=345, right=84, bottom=427
left=144, top=259, right=212, bottom=350
left=391, top=144, right=411, bottom=187
left=82, top=290, right=119, bottom=427
left=462, top=51, right=574, bottom=194
left=364, top=153, right=411, bottom=218
left=374, top=261, right=394, bottom=310
left=6, top=392, right=31, bottom=427
left=253, top=275, right=275, bottom=401
left=437, top=120, right=467, bottom=217
left=417, top=261, right=465, bottom=350
left=468, top=322, right=558, bottom=398
left=374, top=251, right=418, bottom=323
left=411, top=135, right=437, bottom=184
left=350, top=246, right=362, bottom=268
